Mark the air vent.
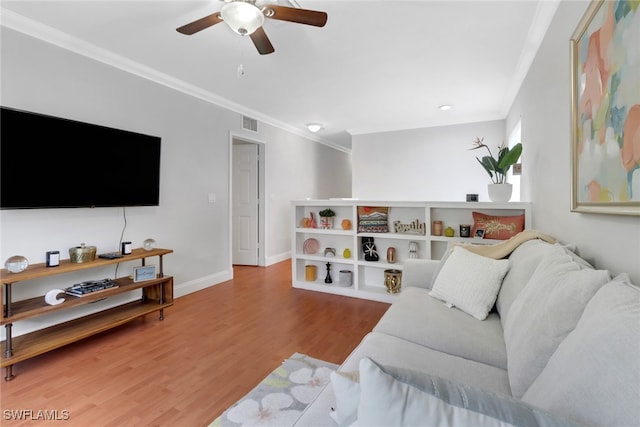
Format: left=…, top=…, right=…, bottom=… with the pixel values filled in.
left=242, top=116, right=258, bottom=132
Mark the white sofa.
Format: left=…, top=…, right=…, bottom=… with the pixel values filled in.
left=294, top=234, right=640, bottom=427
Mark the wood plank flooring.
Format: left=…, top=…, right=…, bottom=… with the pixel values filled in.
left=0, top=260, right=390, bottom=426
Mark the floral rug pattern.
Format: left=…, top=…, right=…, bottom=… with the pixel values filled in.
left=210, top=353, right=338, bottom=427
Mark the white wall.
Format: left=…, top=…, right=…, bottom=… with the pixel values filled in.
left=506, top=1, right=639, bottom=283
left=0, top=28, right=351, bottom=337
left=352, top=2, right=639, bottom=284
left=352, top=120, right=505, bottom=202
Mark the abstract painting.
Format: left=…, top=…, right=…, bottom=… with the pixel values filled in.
left=570, top=0, right=640, bottom=216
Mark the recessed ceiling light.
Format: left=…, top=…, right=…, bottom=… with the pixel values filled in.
left=438, top=105, right=452, bottom=111
left=307, top=123, right=323, bottom=132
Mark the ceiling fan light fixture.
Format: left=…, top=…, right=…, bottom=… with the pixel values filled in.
left=307, top=123, right=323, bottom=132
left=221, top=1, right=264, bottom=36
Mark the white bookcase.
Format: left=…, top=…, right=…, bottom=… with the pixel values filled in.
left=291, top=200, right=532, bottom=303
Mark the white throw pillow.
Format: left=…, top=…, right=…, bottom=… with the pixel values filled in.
left=429, top=246, right=510, bottom=320
left=356, top=357, right=581, bottom=427
left=329, top=371, right=360, bottom=427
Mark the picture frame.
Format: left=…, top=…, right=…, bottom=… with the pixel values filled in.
left=570, top=0, right=640, bottom=216
left=133, top=265, right=156, bottom=283
left=474, top=229, right=486, bottom=239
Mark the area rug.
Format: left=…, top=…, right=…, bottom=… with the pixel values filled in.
left=209, top=353, right=338, bottom=427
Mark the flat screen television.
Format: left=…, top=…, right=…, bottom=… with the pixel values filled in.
left=1, top=106, right=162, bottom=209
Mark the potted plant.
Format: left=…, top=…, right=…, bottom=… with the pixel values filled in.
left=318, top=208, right=336, bottom=229
left=470, top=136, right=522, bottom=202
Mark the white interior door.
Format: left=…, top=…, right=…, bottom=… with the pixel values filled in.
left=232, top=142, right=259, bottom=266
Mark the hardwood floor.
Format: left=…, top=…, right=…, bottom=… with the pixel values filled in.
left=0, top=260, right=389, bottom=426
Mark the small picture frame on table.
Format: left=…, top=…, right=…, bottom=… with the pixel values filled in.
left=133, top=265, right=157, bottom=282
left=474, top=229, right=486, bottom=239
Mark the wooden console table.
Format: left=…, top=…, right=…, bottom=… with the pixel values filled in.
left=1, top=248, right=173, bottom=380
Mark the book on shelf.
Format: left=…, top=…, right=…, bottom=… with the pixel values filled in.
left=65, top=279, right=118, bottom=297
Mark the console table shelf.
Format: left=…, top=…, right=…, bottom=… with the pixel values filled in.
left=1, top=247, right=174, bottom=380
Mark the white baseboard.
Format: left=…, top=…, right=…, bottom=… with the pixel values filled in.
left=174, top=269, right=233, bottom=298
left=265, top=251, right=291, bottom=266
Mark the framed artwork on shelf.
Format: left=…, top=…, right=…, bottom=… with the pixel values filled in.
left=570, top=0, right=640, bottom=216
left=133, top=265, right=157, bottom=282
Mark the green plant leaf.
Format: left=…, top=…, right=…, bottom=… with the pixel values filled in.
left=497, top=143, right=522, bottom=169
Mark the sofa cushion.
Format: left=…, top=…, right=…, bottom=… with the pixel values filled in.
left=503, top=243, right=610, bottom=397
left=355, top=357, right=581, bottom=427
left=373, top=287, right=507, bottom=369
left=496, top=239, right=554, bottom=323
left=522, top=274, right=640, bottom=427
left=293, top=332, right=511, bottom=426
left=429, top=246, right=510, bottom=320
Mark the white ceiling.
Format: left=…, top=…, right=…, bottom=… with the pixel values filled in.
left=0, top=1, right=560, bottom=151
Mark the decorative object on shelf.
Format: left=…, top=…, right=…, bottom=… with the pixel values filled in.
left=444, top=227, right=455, bottom=237
left=69, top=243, right=97, bottom=264
left=408, top=241, right=419, bottom=259
left=46, top=251, right=60, bottom=267
left=393, top=219, right=426, bottom=235
left=324, top=262, right=333, bottom=284
left=44, top=289, right=65, bottom=305
left=338, top=270, right=352, bottom=287
left=475, top=229, right=486, bottom=239
left=471, top=211, right=525, bottom=240
left=432, top=220, right=443, bottom=236
left=384, top=269, right=402, bottom=294
left=357, top=206, right=389, bottom=233
left=121, top=241, right=132, bottom=255
left=362, top=237, right=379, bottom=261
left=570, top=0, right=639, bottom=216
left=319, top=208, right=335, bottom=229
left=303, top=238, right=320, bottom=254
left=300, top=217, right=311, bottom=228
left=4, top=255, right=29, bottom=273
left=343, top=248, right=352, bottom=259
left=341, top=219, right=352, bottom=230
left=143, top=238, right=156, bottom=251
left=466, top=193, right=479, bottom=202
left=324, top=247, right=336, bottom=257
left=460, top=224, right=471, bottom=238
left=309, top=212, right=317, bottom=228
left=386, top=247, right=396, bottom=264
left=133, top=265, right=157, bottom=283
left=488, top=183, right=514, bottom=203
left=305, top=265, right=317, bottom=281
left=470, top=136, right=522, bottom=202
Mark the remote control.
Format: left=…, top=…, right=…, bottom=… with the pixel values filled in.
left=99, top=252, right=123, bottom=259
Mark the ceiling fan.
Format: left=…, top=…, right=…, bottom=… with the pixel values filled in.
left=176, top=0, right=328, bottom=55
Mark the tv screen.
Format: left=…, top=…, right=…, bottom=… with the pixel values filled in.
left=1, top=107, right=161, bottom=209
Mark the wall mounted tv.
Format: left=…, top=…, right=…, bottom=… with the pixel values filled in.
left=1, top=106, right=162, bottom=209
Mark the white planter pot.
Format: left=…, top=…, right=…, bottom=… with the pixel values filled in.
left=488, top=184, right=513, bottom=202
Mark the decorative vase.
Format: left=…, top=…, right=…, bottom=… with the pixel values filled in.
left=384, top=269, right=402, bottom=294
left=488, top=183, right=513, bottom=202
left=320, top=216, right=334, bottom=229
left=305, top=265, right=317, bottom=281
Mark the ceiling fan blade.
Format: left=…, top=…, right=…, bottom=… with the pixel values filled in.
left=250, top=27, right=275, bottom=55
left=264, top=5, right=327, bottom=27
left=176, top=13, right=223, bottom=35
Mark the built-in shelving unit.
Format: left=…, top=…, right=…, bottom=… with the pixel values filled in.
left=291, top=200, right=531, bottom=303
left=0, top=248, right=174, bottom=381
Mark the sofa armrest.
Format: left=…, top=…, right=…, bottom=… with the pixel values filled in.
left=402, top=259, right=440, bottom=289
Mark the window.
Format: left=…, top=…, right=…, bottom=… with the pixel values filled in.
left=508, top=119, right=522, bottom=202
